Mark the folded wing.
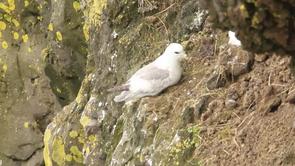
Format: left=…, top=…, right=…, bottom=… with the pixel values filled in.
left=114, top=64, right=170, bottom=102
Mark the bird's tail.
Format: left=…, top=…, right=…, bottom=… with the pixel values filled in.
left=114, top=91, right=131, bottom=102
left=107, top=84, right=129, bottom=92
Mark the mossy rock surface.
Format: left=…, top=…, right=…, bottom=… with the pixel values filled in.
left=1, top=0, right=295, bottom=165
left=44, top=0, right=208, bottom=165
left=0, top=0, right=86, bottom=165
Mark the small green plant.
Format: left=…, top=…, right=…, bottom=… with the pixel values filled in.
left=168, top=125, right=201, bottom=165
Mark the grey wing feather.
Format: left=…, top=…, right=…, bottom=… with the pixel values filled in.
left=114, top=64, right=170, bottom=102
left=114, top=91, right=129, bottom=102
left=132, top=64, right=169, bottom=81
left=114, top=91, right=137, bottom=102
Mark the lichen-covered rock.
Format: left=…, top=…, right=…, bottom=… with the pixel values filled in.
left=43, top=0, right=209, bottom=165
left=1, top=0, right=295, bottom=166
left=0, top=0, right=86, bottom=165
left=200, top=0, right=295, bottom=54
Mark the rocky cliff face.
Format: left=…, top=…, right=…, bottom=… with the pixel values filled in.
left=44, top=0, right=209, bottom=165
left=200, top=0, right=295, bottom=54
left=0, top=0, right=86, bottom=165
left=1, top=0, right=295, bottom=166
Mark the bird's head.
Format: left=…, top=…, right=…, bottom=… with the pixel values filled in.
left=164, top=43, right=187, bottom=61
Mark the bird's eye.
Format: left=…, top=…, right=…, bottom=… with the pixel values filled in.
left=174, top=51, right=180, bottom=54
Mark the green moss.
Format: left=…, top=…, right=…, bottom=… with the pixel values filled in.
left=168, top=126, right=201, bottom=165
left=187, top=125, right=201, bottom=146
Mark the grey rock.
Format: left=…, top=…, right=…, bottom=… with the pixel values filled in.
left=206, top=72, right=227, bottom=90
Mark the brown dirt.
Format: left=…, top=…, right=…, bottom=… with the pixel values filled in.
left=145, top=29, right=295, bottom=165
left=186, top=43, right=295, bottom=165
left=134, top=26, right=295, bottom=165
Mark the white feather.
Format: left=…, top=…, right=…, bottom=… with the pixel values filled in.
left=228, top=31, right=241, bottom=46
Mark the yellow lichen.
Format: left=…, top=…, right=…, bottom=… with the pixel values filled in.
left=24, top=0, right=29, bottom=7
left=37, top=16, right=43, bottom=21
left=7, top=0, right=15, bottom=11
left=0, top=3, right=11, bottom=14
left=251, top=12, right=261, bottom=28
left=28, top=47, right=32, bottom=52
left=83, top=0, right=107, bottom=26
left=48, top=23, right=54, bottom=31
left=2, top=63, right=7, bottom=76
left=12, top=19, right=19, bottom=27
left=78, top=136, right=85, bottom=144
left=73, top=1, right=80, bottom=11
left=0, top=21, right=6, bottom=30
left=8, top=4, right=15, bottom=11
left=3, top=14, right=12, bottom=22
left=70, top=146, right=83, bottom=163
left=65, top=154, right=73, bottom=162
left=83, top=24, right=89, bottom=41
left=43, top=129, right=53, bottom=166
left=52, top=137, right=66, bottom=166
left=37, top=4, right=42, bottom=11
left=80, top=115, right=91, bottom=128
left=41, top=48, right=49, bottom=62
left=22, top=34, right=29, bottom=43
left=75, top=93, right=83, bottom=104
left=56, top=88, right=61, bottom=93
left=24, top=122, right=30, bottom=128
left=13, top=31, right=19, bottom=40
left=239, top=4, right=249, bottom=18
left=85, top=146, right=90, bottom=154
left=69, top=130, right=78, bottom=138
left=88, top=135, right=96, bottom=142
left=56, top=31, right=63, bottom=41
left=31, top=122, right=38, bottom=129
left=2, top=41, right=8, bottom=49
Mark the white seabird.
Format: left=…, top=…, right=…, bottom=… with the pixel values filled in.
left=228, top=31, right=241, bottom=46
left=109, top=43, right=187, bottom=102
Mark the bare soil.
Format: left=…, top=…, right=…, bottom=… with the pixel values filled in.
left=184, top=36, right=295, bottom=165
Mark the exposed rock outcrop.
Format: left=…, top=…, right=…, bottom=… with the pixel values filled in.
left=0, top=0, right=86, bottom=165
left=44, top=0, right=209, bottom=165
left=43, top=0, right=295, bottom=165
left=200, top=0, right=295, bottom=54
left=1, top=0, right=295, bottom=165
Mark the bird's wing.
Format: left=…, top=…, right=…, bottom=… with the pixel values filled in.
left=131, top=64, right=169, bottom=81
